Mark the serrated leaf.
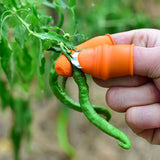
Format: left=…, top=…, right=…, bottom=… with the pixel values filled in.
left=35, top=32, right=74, bottom=48
left=0, top=36, right=12, bottom=81
left=13, top=42, right=33, bottom=83
left=24, top=37, right=44, bottom=90
left=14, top=24, right=27, bottom=48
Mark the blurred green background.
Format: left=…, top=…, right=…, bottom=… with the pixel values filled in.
left=65, top=0, right=160, bottom=37
left=1, top=0, right=160, bottom=160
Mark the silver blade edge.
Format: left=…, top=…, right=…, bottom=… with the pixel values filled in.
left=71, top=52, right=82, bottom=69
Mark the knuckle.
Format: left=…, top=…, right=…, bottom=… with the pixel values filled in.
left=132, top=30, right=148, bottom=47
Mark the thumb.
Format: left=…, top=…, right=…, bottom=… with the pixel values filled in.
left=134, top=46, right=160, bottom=78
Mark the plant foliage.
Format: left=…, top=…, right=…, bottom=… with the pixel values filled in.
left=0, top=0, right=77, bottom=159
left=0, top=0, right=160, bottom=159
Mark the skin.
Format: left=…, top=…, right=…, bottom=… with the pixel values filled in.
left=93, top=29, right=160, bottom=144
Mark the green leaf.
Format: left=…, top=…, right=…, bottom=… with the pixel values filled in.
left=35, top=32, right=74, bottom=48
left=37, top=40, right=45, bottom=90
left=0, top=20, right=9, bottom=41
left=0, top=36, right=12, bottom=81
left=55, top=0, right=67, bottom=9
left=26, top=0, right=44, bottom=5
left=10, top=98, right=32, bottom=160
left=68, top=0, right=76, bottom=8
left=11, top=125, right=22, bottom=160
left=14, top=24, right=27, bottom=48
left=25, top=8, right=40, bottom=32
left=23, top=36, right=44, bottom=90
left=59, top=0, right=67, bottom=9
left=42, top=40, right=52, bottom=50
left=8, top=15, right=19, bottom=28
left=0, top=4, right=8, bottom=40
left=0, top=3, right=7, bottom=14
left=39, top=15, right=54, bottom=26
left=32, top=5, right=39, bottom=20
left=3, top=0, right=18, bottom=9
left=41, top=26, right=63, bottom=31
left=13, top=42, right=33, bottom=83
left=0, top=80, right=11, bottom=110
left=40, top=56, right=45, bottom=75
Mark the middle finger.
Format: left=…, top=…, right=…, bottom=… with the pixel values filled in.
left=106, top=82, right=160, bottom=112
left=93, top=75, right=150, bottom=88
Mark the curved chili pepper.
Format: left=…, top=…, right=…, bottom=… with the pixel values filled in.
left=49, top=62, right=111, bottom=121
left=72, top=66, right=131, bottom=149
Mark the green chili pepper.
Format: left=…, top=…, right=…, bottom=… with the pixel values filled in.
left=72, top=66, right=131, bottom=149
left=49, top=43, right=131, bottom=149
left=49, top=62, right=111, bottom=121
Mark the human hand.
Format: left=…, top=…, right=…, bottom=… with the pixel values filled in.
left=93, top=29, right=160, bottom=144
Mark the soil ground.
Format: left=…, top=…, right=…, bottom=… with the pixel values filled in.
left=0, top=79, right=159, bottom=160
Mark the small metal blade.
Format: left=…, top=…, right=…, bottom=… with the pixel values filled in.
left=71, top=52, right=82, bottom=69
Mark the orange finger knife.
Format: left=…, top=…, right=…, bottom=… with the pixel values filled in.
left=55, top=34, right=134, bottom=80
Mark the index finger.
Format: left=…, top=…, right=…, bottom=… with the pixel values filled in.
left=111, top=29, right=159, bottom=47
left=93, top=29, right=155, bottom=87
left=111, top=30, right=135, bottom=44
